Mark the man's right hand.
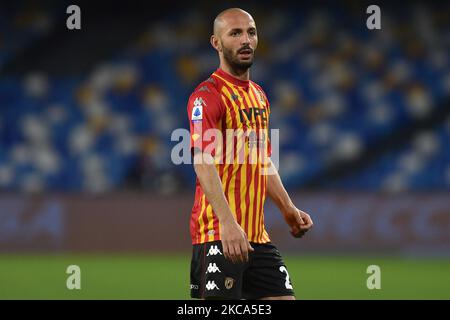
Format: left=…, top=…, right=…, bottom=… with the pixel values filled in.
left=220, top=219, right=254, bottom=264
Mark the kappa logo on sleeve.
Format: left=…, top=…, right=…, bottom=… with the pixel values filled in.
left=191, top=97, right=206, bottom=122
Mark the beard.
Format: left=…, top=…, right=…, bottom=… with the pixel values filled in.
left=222, top=44, right=254, bottom=73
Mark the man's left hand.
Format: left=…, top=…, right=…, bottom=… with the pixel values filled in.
left=282, top=206, right=314, bottom=238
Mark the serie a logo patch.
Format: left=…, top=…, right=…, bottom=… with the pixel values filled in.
left=191, top=97, right=205, bottom=122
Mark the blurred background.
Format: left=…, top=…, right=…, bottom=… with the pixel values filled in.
left=0, top=0, right=449, bottom=299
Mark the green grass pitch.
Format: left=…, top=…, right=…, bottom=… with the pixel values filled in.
left=1, top=255, right=449, bottom=299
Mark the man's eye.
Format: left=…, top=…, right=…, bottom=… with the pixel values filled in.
left=231, top=31, right=240, bottom=36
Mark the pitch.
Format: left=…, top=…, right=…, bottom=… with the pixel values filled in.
left=1, top=255, right=449, bottom=299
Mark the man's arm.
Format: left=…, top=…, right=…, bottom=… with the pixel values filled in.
left=193, top=150, right=254, bottom=263
left=266, top=158, right=313, bottom=238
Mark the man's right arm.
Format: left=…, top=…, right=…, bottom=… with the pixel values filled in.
left=193, top=150, right=253, bottom=263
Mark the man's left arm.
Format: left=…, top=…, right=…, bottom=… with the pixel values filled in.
left=266, top=158, right=313, bottom=238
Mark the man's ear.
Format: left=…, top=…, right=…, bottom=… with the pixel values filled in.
left=210, top=35, right=221, bottom=52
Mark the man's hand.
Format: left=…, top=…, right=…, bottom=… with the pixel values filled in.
left=282, top=206, right=313, bottom=238
left=220, top=218, right=254, bottom=264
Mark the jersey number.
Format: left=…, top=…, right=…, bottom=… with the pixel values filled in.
left=279, top=266, right=293, bottom=290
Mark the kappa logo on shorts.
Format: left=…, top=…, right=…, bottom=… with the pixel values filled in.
left=206, top=245, right=222, bottom=256
left=225, top=277, right=234, bottom=290
left=206, top=263, right=221, bottom=274
left=205, top=280, right=220, bottom=291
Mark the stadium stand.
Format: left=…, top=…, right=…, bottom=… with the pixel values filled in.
left=0, top=1, right=449, bottom=193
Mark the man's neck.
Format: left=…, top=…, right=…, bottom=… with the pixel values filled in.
left=220, top=63, right=250, bottom=81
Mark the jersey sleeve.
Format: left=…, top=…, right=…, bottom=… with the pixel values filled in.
left=187, top=89, right=224, bottom=156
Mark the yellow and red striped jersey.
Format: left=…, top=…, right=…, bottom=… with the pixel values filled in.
left=187, top=68, right=272, bottom=245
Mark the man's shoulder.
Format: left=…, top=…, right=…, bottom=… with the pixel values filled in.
left=190, top=75, right=221, bottom=100
left=249, top=81, right=266, bottom=95
left=187, top=75, right=224, bottom=113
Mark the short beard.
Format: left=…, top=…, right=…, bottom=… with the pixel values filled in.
left=222, top=45, right=254, bottom=75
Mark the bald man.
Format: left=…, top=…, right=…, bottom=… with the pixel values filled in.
left=187, top=8, right=313, bottom=300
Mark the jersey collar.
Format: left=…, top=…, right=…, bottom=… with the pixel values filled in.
left=214, top=68, right=250, bottom=88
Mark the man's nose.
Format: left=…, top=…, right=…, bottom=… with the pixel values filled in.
left=241, top=33, right=251, bottom=45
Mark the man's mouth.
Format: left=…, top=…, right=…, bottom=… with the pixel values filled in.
left=238, top=49, right=253, bottom=58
